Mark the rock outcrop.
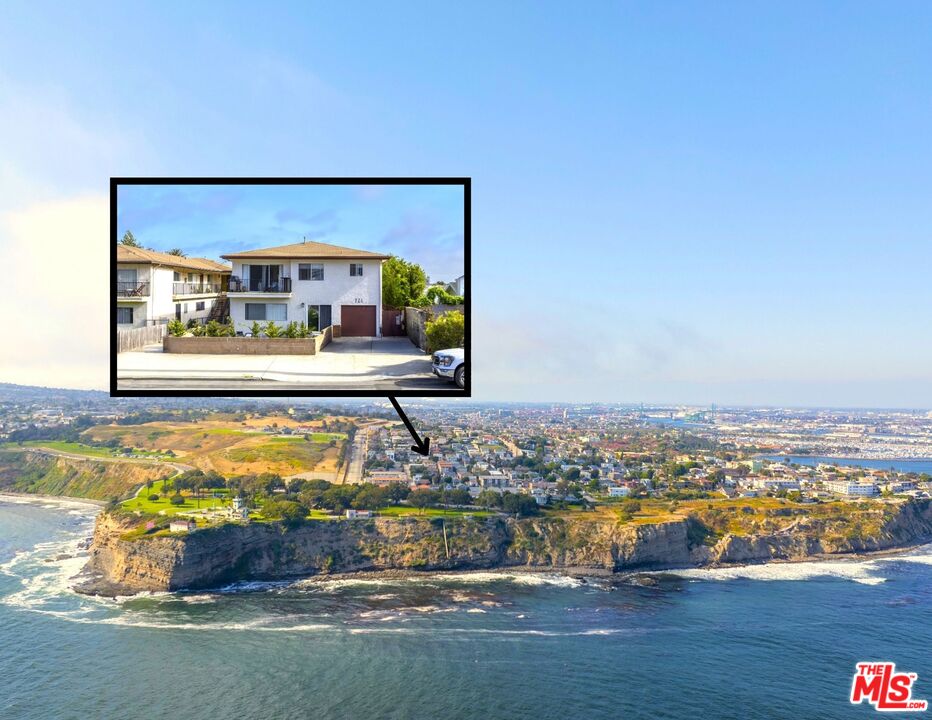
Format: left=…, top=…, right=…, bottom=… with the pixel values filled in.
left=76, top=499, right=932, bottom=596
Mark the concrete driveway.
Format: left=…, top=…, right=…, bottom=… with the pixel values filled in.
left=116, top=337, right=457, bottom=391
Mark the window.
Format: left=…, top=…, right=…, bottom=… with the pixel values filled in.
left=195, top=301, right=205, bottom=311
left=183, top=303, right=189, bottom=313
left=117, top=307, right=134, bottom=325
left=299, top=263, right=324, bottom=281
left=173, top=271, right=180, bottom=281
left=307, top=304, right=332, bottom=331
left=350, top=263, right=363, bottom=277
left=245, top=303, right=287, bottom=321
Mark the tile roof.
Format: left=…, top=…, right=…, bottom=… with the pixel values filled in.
left=221, top=240, right=389, bottom=261
left=117, top=245, right=231, bottom=273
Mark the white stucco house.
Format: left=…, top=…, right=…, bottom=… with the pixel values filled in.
left=221, top=240, right=390, bottom=337
left=116, top=246, right=231, bottom=329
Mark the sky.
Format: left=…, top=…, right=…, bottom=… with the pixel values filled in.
left=116, top=183, right=465, bottom=283
left=1, top=2, right=931, bottom=406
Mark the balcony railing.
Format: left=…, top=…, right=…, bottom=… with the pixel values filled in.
left=229, top=277, right=292, bottom=293
left=116, top=281, right=150, bottom=297
left=173, top=282, right=223, bottom=295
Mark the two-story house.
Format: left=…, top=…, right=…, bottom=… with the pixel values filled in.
left=116, top=246, right=231, bottom=328
left=221, top=240, right=390, bottom=336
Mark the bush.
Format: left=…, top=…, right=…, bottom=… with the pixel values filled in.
left=191, top=324, right=206, bottom=336
left=206, top=320, right=223, bottom=337
left=250, top=321, right=263, bottom=337
left=264, top=321, right=281, bottom=338
left=167, top=319, right=186, bottom=337
left=186, top=318, right=198, bottom=329
left=284, top=321, right=298, bottom=339
left=148, top=493, right=160, bottom=502
left=297, top=322, right=310, bottom=338
left=425, top=310, right=464, bottom=353
left=169, top=493, right=185, bottom=505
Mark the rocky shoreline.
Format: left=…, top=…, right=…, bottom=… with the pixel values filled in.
left=74, top=499, right=932, bottom=597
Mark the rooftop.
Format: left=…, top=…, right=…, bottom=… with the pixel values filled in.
left=221, top=240, right=390, bottom=261
left=117, top=245, right=231, bottom=273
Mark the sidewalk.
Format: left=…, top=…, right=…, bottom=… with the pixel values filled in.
left=116, top=337, right=452, bottom=390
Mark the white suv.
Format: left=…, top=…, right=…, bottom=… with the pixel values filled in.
left=432, top=348, right=465, bottom=389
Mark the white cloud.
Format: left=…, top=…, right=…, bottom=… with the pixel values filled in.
left=0, top=195, right=109, bottom=390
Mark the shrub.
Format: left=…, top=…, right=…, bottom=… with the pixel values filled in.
left=167, top=319, right=186, bottom=337
left=169, top=493, right=185, bottom=505
left=191, top=324, right=206, bottom=337
left=148, top=493, right=160, bottom=501
left=425, top=310, right=464, bottom=353
left=250, top=321, right=263, bottom=337
left=297, top=322, right=310, bottom=338
left=205, top=320, right=222, bottom=337
left=284, top=321, right=298, bottom=339
left=186, top=318, right=198, bottom=329
left=264, top=321, right=281, bottom=338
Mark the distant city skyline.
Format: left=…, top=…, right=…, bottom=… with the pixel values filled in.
left=1, top=3, right=931, bottom=406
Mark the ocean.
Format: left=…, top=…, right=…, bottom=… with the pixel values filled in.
left=1, top=498, right=930, bottom=719
left=761, top=455, right=932, bottom=474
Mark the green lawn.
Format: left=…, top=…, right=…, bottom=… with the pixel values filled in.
left=122, top=489, right=230, bottom=516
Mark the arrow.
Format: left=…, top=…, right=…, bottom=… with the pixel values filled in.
left=388, top=396, right=431, bottom=456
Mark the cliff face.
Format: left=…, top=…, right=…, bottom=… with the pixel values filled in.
left=0, top=449, right=172, bottom=501
left=77, top=500, right=932, bottom=596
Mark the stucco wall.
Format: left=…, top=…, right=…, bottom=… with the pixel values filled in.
left=228, top=258, right=383, bottom=335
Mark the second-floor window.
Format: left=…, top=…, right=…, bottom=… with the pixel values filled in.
left=299, top=263, right=324, bottom=281
left=350, top=263, right=363, bottom=277
left=173, top=271, right=181, bottom=281
left=117, top=307, right=134, bottom=324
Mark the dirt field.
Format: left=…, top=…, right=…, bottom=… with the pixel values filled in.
left=82, top=416, right=349, bottom=476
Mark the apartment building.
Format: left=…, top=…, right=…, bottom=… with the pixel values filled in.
left=221, top=240, right=389, bottom=336
left=116, top=246, right=231, bottom=328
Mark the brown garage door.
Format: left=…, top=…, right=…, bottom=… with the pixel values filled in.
left=340, top=305, right=377, bottom=337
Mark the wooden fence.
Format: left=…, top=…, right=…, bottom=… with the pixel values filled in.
left=117, top=324, right=167, bottom=353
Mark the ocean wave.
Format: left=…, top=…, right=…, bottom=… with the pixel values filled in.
left=659, top=558, right=887, bottom=586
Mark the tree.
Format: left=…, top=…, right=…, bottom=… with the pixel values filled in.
left=167, top=248, right=186, bottom=256
left=476, top=489, right=502, bottom=509
left=408, top=488, right=439, bottom=512
left=501, top=492, right=539, bottom=517
left=120, top=230, right=140, bottom=247
left=381, top=256, right=428, bottom=308
left=352, top=484, right=387, bottom=510
left=262, top=499, right=308, bottom=526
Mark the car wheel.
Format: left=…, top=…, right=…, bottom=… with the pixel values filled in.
left=454, top=365, right=465, bottom=389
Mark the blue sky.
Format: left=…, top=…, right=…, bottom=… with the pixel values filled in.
left=116, top=184, right=465, bottom=282
left=1, top=2, right=931, bottom=405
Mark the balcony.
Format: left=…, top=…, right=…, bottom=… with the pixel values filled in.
left=173, top=282, right=224, bottom=296
left=116, top=281, right=150, bottom=299
left=228, top=277, right=292, bottom=294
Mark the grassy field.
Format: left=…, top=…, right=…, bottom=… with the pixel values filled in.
left=122, top=488, right=231, bottom=515
left=2, top=441, right=168, bottom=460
left=82, top=417, right=348, bottom=475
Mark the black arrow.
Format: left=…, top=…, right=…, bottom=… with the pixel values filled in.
left=388, top=396, right=431, bottom=456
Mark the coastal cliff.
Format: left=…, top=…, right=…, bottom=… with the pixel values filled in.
left=77, top=499, right=932, bottom=596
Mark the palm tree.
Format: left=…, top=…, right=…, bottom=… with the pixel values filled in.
left=167, top=248, right=186, bottom=257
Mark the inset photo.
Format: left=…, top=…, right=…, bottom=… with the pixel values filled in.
left=111, top=178, right=469, bottom=396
